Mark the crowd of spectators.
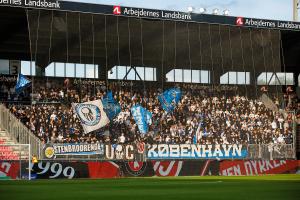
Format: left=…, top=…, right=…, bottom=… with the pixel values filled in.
left=1, top=77, right=298, bottom=146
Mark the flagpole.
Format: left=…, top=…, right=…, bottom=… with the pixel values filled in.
left=31, top=75, right=34, bottom=105
left=25, top=9, right=34, bottom=106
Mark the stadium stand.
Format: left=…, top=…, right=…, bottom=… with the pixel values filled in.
left=0, top=2, right=299, bottom=184
left=1, top=77, right=296, bottom=147
left=0, top=2, right=298, bottom=163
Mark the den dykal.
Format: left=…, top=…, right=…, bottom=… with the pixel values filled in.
left=0, top=0, right=60, bottom=8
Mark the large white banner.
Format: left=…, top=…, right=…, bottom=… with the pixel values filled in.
left=72, top=100, right=110, bottom=134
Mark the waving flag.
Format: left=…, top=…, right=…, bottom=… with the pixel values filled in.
left=158, top=88, right=182, bottom=113
left=15, top=73, right=31, bottom=94
left=195, top=121, right=203, bottom=143
left=72, top=100, right=110, bottom=134
left=131, top=105, right=152, bottom=134
left=146, top=110, right=152, bottom=125
left=260, top=94, right=278, bottom=112
left=102, top=91, right=121, bottom=121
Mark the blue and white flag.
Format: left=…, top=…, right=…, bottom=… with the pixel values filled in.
left=72, top=100, right=110, bottom=134
left=146, top=110, right=152, bottom=125
left=131, top=105, right=152, bottom=134
left=158, top=88, right=182, bottom=113
left=193, top=134, right=197, bottom=144
left=102, top=91, right=121, bottom=121
left=195, top=121, right=202, bottom=143
left=15, top=73, right=31, bottom=94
